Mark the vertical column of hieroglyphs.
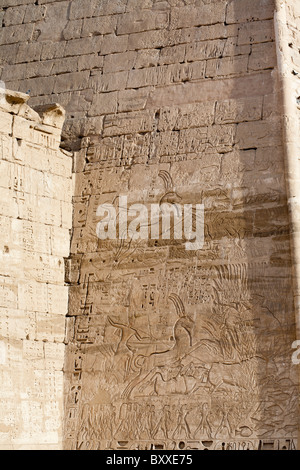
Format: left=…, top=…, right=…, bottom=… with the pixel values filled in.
left=0, top=0, right=299, bottom=450
left=0, top=89, right=72, bottom=449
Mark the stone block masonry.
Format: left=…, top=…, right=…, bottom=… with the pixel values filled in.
left=0, top=0, right=299, bottom=452
left=0, top=88, right=72, bottom=450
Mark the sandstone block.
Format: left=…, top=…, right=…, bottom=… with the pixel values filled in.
left=215, top=97, right=263, bottom=124
left=222, top=37, right=251, bottom=57
left=159, top=44, right=186, bottom=65
left=117, top=10, right=169, bottom=35
left=170, top=4, right=226, bottom=29
left=64, top=37, right=102, bottom=58
left=146, top=71, right=274, bottom=108
left=126, top=0, right=153, bottom=11
left=100, top=34, right=129, bottom=55
left=47, top=284, right=69, bottom=315
left=88, top=91, right=118, bottom=116
left=62, top=20, right=83, bottom=41
left=41, top=41, right=66, bottom=61
left=18, top=76, right=55, bottom=98
left=0, top=43, right=19, bottom=65
left=35, top=313, right=65, bottom=343
left=205, top=55, right=249, bottom=78
left=186, top=39, right=225, bottom=62
left=157, top=61, right=206, bottom=85
left=135, top=48, right=160, bottom=69
left=1, top=63, right=27, bottom=82
left=90, top=70, right=128, bottom=93
left=0, top=0, right=298, bottom=454
left=50, top=152, right=73, bottom=178
left=0, top=188, right=18, bottom=218
left=16, top=42, right=43, bottom=63
left=103, top=51, right=137, bottom=74
left=237, top=19, right=275, bottom=45
left=18, top=193, right=62, bottom=227
left=51, top=57, right=79, bottom=76
left=13, top=116, right=60, bottom=149
left=0, top=23, right=34, bottom=45
left=0, top=160, right=11, bottom=189
left=53, top=71, right=90, bottom=94
left=94, top=0, right=126, bottom=16
left=82, top=16, right=118, bottom=37
left=248, top=42, right=277, bottom=71
left=0, top=111, right=13, bottom=135
left=103, top=110, right=156, bottom=137
left=69, top=0, right=96, bottom=20
left=34, top=2, right=69, bottom=43
left=0, top=252, right=65, bottom=284
left=254, top=205, right=290, bottom=237
left=0, top=135, right=13, bottom=162
left=127, top=67, right=158, bottom=89
left=128, top=29, right=170, bottom=51
left=236, top=119, right=283, bottom=149
left=178, top=127, right=208, bottom=154
left=61, top=201, right=73, bottom=229
left=158, top=101, right=215, bottom=131
left=0, top=308, right=35, bottom=341
left=180, top=23, right=238, bottom=44
left=155, top=130, right=179, bottom=157
left=263, top=93, right=279, bottom=120
left=23, top=4, right=47, bottom=24
left=226, top=0, right=274, bottom=24
left=0, top=281, right=17, bottom=309
left=77, top=54, right=104, bottom=72
left=0, top=0, right=34, bottom=6
left=51, top=226, right=72, bottom=258
left=118, top=88, right=152, bottom=112
left=3, top=6, right=27, bottom=26
left=11, top=218, right=52, bottom=255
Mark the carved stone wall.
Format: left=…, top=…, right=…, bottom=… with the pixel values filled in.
left=0, top=89, right=72, bottom=449
left=0, top=0, right=299, bottom=451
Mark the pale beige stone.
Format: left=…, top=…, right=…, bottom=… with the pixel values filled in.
left=81, top=16, right=118, bottom=37
left=117, top=10, right=169, bottom=35
left=205, top=55, right=249, bottom=78
left=215, top=97, right=263, bottom=124
left=0, top=0, right=299, bottom=454
left=226, top=0, right=274, bottom=24
left=103, top=51, right=137, bottom=74
left=237, top=20, right=275, bottom=45
left=88, top=91, right=118, bottom=116
left=0, top=92, right=72, bottom=450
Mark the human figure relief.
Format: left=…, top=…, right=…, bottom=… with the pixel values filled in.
left=215, top=406, right=233, bottom=439
left=106, top=316, right=151, bottom=379
left=194, top=403, right=212, bottom=439
left=153, top=405, right=172, bottom=440
left=172, top=406, right=191, bottom=440
left=121, top=295, right=195, bottom=399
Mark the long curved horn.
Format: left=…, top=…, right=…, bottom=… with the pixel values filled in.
left=169, top=294, right=185, bottom=317
left=159, top=170, right=173, bottom=191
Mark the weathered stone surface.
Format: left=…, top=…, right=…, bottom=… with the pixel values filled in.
left=0, top=90, right=72, bottom=450
left=226, top=0, right=275, bottom=24
left=0, top=0, right=299, bottom=454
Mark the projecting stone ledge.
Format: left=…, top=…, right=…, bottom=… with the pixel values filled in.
left=0, top=87, right=66, bottom=132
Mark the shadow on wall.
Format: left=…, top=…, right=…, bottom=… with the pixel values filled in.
left=0, top=0, right=298, bottom=451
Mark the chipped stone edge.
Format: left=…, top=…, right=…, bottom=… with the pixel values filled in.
left=274, top=0, right=300, bottom=448
left=0, top=87, right=66, bottom=132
